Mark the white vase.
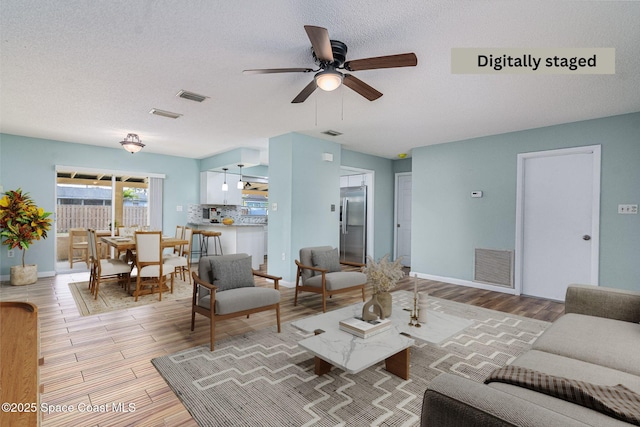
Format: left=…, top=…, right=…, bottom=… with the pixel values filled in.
left=10, top=264, right=38, bottom=286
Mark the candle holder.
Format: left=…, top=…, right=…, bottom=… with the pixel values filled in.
left=408, top=294, right=421, bottom=327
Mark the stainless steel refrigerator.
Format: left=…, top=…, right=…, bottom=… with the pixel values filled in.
left=340, top=186, right=367, bottom=263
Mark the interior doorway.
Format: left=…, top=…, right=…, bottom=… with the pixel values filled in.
left=340, top=167, right=374, bottom=261
left=515, top=145, right=601, bottom=301
left=394, top=173, right=412, bottom=266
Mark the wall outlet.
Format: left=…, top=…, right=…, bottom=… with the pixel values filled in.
left=618, top=204, right=638, bottom=214
left=281, top=252, right=285, bottom=261
left=7, top=249, right=15, bottom=258
left=176, top=205, right=183, bottom=212
left=271, top=202, right=278, bottom=212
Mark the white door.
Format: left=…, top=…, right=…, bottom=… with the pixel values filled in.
left=516, top=146, right=600, bottom=301
left=395, top=174, right=412, bottom=266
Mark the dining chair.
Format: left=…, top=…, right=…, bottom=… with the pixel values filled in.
left=192, top=254, right=281, bottom=351
left=166, top=225, right=185, bottom=256
left=87, top=229, right=131, bottom=299
left=164, top=226, right=193, bottom=283
left=133, top=231, right=175, bottom=301
left=294, top=246, right=367, bottom=312
left=68, top=228, right=89, bottom=268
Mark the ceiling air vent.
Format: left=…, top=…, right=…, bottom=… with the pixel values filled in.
left=322, top=130, right=343, bottom=137
left=177, top=90, right=209, bottom=103
left=149, top=109, right=183, bottom=119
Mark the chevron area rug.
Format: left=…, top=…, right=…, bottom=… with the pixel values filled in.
left=152, top=297, right=550, bottom=426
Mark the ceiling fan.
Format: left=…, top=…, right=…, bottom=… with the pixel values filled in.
left=243, top=25, right=418, bottom=103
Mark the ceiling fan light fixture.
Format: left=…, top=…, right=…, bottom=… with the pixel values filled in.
left=315, top=69, right=343, bottom=91
left=119, top=133, right=145, bottom=154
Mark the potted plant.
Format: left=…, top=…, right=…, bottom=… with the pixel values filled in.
left=0, top=188, right=52, bottom=285
left=362, top=254, right=405, bottom=317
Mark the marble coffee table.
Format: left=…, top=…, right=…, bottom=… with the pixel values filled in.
left=292, top=290, right=473, bottom=379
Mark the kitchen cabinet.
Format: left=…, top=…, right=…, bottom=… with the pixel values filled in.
left=200, top=171, right=242, bottom=205
left=340, top=174, right=368, bottom=188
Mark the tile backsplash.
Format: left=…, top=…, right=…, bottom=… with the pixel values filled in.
left=187, top=204, right=267, bottom=225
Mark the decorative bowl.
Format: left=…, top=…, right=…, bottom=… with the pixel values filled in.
left=222, top=218, right=234, bottom=225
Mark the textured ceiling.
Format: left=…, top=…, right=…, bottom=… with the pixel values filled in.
left=1, top=1, right=639, bottom=161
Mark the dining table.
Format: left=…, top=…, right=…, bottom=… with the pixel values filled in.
left=100, top=235, right=189, bottom=253
left=100, top=235, right=189, bottom=297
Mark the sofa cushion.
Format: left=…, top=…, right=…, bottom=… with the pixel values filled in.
left=198, top=287, right=280, bottom=315
left=209, top=254, right=255, bottom=291
left=532, top=313, right=640, bottom=376
left=487, top=350, right=640, bottom=427
left=311, top=247, right=342, bottom=275
left=304, top=271, right=366, bottom=291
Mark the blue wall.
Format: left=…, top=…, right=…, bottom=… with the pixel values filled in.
left=0, top=133, right=200, bottom=277
left=411, top=112, right=640, bottom=291
left=267, top=133, right=398, bottom=282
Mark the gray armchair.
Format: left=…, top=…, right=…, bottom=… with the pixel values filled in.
left=294, top=246, right=366, bottom=312
left=192, top=254, right=281, bottom=351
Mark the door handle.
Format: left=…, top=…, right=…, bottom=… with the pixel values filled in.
left=583, top=235, right=591, bottom=241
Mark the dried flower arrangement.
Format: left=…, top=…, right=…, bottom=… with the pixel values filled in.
left=362, top=254, right=405, bottom=294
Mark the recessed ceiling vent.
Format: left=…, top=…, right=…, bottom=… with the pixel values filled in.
left=177, top=90, right=209, bottom=103
left=149, top=108, right=182, bottom=119
left=322, top=130, right=343, bottom=137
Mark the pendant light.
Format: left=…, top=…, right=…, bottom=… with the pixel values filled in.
left=237, top=164, right=244, bottom=189
left=221, top=168, right=228, bottom=191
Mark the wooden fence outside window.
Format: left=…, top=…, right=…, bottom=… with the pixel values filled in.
left=56, top=205, right=147, bottom=232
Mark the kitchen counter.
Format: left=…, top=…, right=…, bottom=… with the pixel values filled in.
left=189, top=222, right=265, bottom=227
left=193, top=223, right=265, bottom=269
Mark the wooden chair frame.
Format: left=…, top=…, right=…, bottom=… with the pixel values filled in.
left=294, top=259, right=366, bottom=312
left=191, top=270, right=282, bottom=351
left=87, top=228, right=131, bottom=299
left=68, top=228, right=89, bottom=268
left=134, top=231, right=174, bottom=302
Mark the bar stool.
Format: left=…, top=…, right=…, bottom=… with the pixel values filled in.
left=200, top=230, right=223, bottom=256
left=191, top=229, right=203, bottom=260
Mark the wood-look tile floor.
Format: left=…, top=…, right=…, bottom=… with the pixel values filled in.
left=0, top=266, right=564, bottom=426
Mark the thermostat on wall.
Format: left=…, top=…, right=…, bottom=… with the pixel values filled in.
left=471, top=191, right=483, bottom=198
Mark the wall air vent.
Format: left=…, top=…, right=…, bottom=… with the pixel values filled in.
left=177, top=90, right=209, bottom=103
left=322, top=130, right=343, bottom=137
left=474, top=248, right=514, bottom=288
left=149, top=109, right=182, bottom=119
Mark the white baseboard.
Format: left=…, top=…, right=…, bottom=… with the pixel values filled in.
left=1, top=270, right=56, bottom=282
left=278, top=280, right=296, bottom=289
left=410, top=271, right=520, bottom=296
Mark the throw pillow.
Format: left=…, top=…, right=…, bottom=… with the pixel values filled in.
left=311, top=248, right=342, bottom=275
left=209, top=255, right=255, bottom=291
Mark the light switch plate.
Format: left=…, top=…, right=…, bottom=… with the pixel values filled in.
left=618, top=204, right=638, bottom=214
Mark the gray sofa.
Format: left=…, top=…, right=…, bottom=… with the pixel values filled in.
left=421, top=284, right=640, bottom=426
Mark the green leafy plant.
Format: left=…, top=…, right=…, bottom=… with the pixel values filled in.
left=0, top=188, right=53, bottom=267
left=362, top=254, right=405, bottom=294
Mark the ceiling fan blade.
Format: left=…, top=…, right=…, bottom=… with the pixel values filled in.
left=291, top=80, right=318, bottom=103
left=344, top=53, right=417, bottom=71
left=304, top=25, right=334, bottom=63
left=243, top=68, right=314, bottom=75
left=343, top=74, right=383, bottom=101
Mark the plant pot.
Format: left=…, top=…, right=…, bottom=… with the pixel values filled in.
left=10, top=264, right=38, bottom=286
left=375, top=291, right=393, bottom=318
